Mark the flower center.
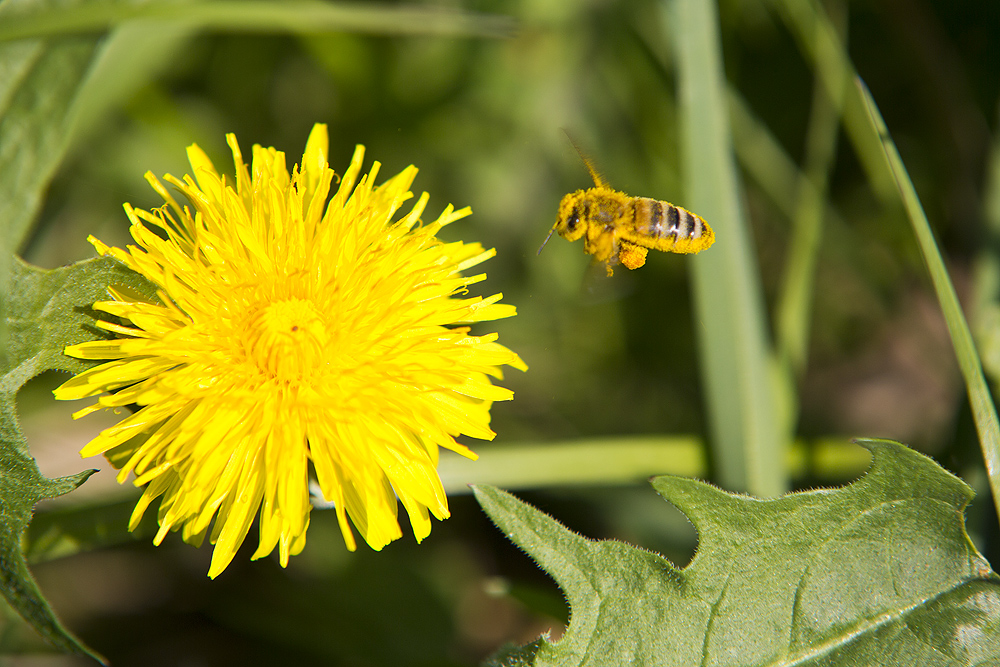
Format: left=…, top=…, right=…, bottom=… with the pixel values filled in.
left=247, top=298, right=329, bottom=381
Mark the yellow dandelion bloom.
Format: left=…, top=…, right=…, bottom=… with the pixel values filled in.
left=54, top=124, right=525, bottom=578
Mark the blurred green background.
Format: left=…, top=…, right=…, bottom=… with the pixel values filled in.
left=7, top=0, right=1000, bottom=664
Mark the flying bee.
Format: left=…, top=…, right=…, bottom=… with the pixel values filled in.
left=539, top=141, right=714, bottom=276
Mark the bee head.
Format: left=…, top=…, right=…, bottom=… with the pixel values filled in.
left=554, top=193, right=587, bottom=242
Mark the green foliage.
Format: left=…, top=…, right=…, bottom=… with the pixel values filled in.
left=671, top=0, right=785, bottom=498
left=0, top=0, right=514, bottom=42
left=0, top=1, right=188, bottom=654
left=0, top=0, right=995, bottom=662
left=0, top=255, right=154, bottom=662
left=23, top=497, right=149, bottom=564
left=475, top=440, right=1000, bottom=667
left=0, top=24, right=96, bottom=252
left=858, top=81, right=1000, bottom=524
left=0, top=0, right=200, bottom=262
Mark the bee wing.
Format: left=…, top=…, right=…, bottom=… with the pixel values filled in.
left=580, top=235, right=634, bottom=303
left=563, top=130, right=611, bottom=190
left=579, top=256, right=635, bottom=304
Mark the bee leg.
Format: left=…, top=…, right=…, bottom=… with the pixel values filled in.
left=585, top=225, right=616, bottom=266
left=618, top=241, right=648, bottom=270
left=596, top=233, right=622, bottom=277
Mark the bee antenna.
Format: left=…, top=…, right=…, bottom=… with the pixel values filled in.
left=537, top=226, right=556, bottom=255
left=561, top=130, right=608, bottom=190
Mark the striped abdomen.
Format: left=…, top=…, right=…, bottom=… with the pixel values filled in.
left=626, top=197, right=714, bottom=254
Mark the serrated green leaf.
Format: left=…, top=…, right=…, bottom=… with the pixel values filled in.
left=0, top=254, right=155, bottom=663
left=475, top=440, right=1000, bottom=667
left=4, top=255, right=155, bottom=379
left=482, top=641, right=543, bottom=667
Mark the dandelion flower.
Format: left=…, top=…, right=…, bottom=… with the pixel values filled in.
left=54, top=124, right=525, bottom=578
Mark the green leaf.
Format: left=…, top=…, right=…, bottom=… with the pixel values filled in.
left=0, top=255, right=154, bottom=663
left=483, top=641, right=543, bottom=667
left=475, top=439, right=1000, bottom=666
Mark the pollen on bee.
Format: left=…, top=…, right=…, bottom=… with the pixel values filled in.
left=618, top=243, right=648, bottom=271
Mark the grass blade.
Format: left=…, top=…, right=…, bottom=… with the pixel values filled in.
left=974, top=114, right=1000, bottom=387
left=858, top=79, right=1000, bottom=522
left=434, top=437, right=871, bottom=494
left=438, top=436, right=704, bottom=492
left=65, top=21, right=194, bottom=149
left=668, top=0, right=786, bottom=497
left=770, top=0, right=899, bottom=210
left=775, top=2, right=848, bottom=380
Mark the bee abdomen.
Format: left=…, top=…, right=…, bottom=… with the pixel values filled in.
left=632, top=198, right=713, bottom=254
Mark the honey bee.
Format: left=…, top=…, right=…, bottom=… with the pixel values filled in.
left=540, top=142, right=714, bottom=275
